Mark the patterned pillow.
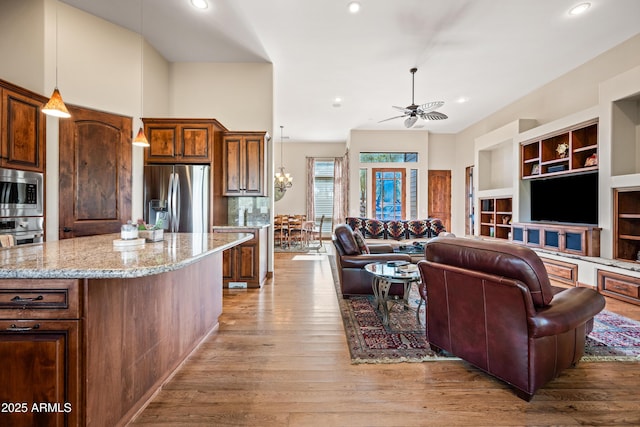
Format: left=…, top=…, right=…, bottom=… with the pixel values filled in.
left=345, top=217, right=363, bottom=234
left=407, top=220, right=429, bottom=238
left=352, top=230, right=370, bottom=254
left=363, top=219, right=385, bottom=239
left=429, top=219, right=446, bottom=237
left=386, top=220, right=406, bottom=240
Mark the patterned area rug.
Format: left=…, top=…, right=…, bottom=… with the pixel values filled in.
left=330, top=256, right=640, bottom=364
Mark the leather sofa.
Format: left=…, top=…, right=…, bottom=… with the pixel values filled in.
left=417, top=236, right=606, bottom=401
left=332, top=224, right=411, bottom=297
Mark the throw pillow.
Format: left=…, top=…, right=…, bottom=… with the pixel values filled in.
left=386, top=220, right=407, bottom=240
left=363, top=219, right=385, bottom=239
left=353, top=230, right=370, bottom=254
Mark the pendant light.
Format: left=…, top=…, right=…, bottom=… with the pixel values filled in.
left=132, top=0, right=150, bottom=147
left=42, top=4, right=71, bottom=118
left=274, top=126, right=293, bottom=193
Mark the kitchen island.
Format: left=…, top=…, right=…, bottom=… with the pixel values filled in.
left=0, top=232, right=252, bottom=427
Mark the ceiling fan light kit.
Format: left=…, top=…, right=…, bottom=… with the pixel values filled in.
left=379, top=67, right=447, bottom=128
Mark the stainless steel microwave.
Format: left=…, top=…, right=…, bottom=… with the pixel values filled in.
left=0, top=167, right=44, bottom=218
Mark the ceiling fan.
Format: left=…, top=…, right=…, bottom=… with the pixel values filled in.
left=379, top=67, right=448, bottom=128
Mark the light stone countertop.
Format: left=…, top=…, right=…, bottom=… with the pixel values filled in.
left=211, top=222, right=271, bottom=230
left=0, top=232, right=253, bottom=279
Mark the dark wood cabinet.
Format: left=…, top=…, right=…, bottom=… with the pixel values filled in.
left=511, top=222, right=600, bottom=257
left=614, top=188, right=640, bottom=262
left=540, top=257, right=578, bottom=287
left=521, top=119, right=598, bottom=179
left=0, top=80, right=47, bottom=172
left=143, top=118, right=226, bottom=164
left=0, top=279, right=81, bottom=426
left=479, top=197, right=512, bottom=239
left=597, top=269, right=640, bottom=306
left=214, top=226, right=268, bottom=288
left=222, top=132, right=267, bottom=196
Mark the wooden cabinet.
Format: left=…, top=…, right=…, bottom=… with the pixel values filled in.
left=511, top=222, right=600, bottom=257
left=540, top=257, right=578, bottom=287
left=0, top=80, right=47, bottom=172
left=214, top=226, right=268, bottom=288
left=597, top=270, right=640, bottom=306
left=614, top=188, right=640, bottom=262
left=222, top=132, right=267, bottom=196
left=143, top=118, right=225, bottom=164
left=521, top=120, right=597, bottom=179
left=479, top=197, right=512, bottom=239
left=0, top=279, right=81, bottom=426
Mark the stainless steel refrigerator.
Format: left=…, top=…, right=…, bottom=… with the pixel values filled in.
left=143, top=165, right=210, bottom=232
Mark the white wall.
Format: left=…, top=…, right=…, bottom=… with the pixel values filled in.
left=453, top=33, right=640, bottom=237
left=273, top=141, right=346, bottom=216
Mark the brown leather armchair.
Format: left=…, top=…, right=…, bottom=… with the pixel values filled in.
left=417, top=236, right=606, bottom=401
left=332, top=224, right=411, bottom=297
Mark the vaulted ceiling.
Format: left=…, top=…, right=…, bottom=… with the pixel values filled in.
left=60, top=0, right=640, bottom=142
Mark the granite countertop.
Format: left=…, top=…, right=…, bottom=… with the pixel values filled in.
left=212, top=222, right=271, bottom=230
left=0, top=232, right=253, bottom=280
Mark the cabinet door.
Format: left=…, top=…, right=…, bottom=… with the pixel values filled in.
left=243, top=136, right=265, bottom=195
left=223, top=136, right=243, bottom=195
left=0, top=320, right=80, bottom=427
left=1, top=88, right=45, bottom=172
left=221, top=248, right=235, bottom=280
left=181, top=125, right=211, bottom=161
left=236, top=244, right=257, bottom=281
left=146, top=126, right=178, bottom=162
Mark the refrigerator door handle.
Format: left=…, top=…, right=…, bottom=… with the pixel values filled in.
left=173, top=173, right=181, bottom=232
left=167, top=173, right=175, bottom=232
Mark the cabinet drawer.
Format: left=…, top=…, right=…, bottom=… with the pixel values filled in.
left=597, top=270, right=640, bottom=305
left=0, top=280, right=80, bottom=319
left=541, top=257, right=577, bottom=286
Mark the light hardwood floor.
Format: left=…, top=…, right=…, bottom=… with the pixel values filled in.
left=131, top=250, right=640, bottom=426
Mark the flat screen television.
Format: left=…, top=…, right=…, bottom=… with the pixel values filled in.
left=529, top=172, right=598, bottom=225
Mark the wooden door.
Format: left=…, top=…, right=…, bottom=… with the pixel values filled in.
left=59, top=105, right=132, bottom=238
left=372, top=168, right=406, bottom=220
left=428, top=170, right=451, bottom=232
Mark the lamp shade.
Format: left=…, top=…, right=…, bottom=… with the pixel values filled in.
left=42, top=87, right=71, bottom=118
left=132, top=127, right=150, bottom=147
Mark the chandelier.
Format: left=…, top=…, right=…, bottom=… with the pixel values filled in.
left=274, top=125, right=293, bottom=193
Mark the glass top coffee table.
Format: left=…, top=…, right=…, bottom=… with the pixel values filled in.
left=364, top=261, right=421, bottom=326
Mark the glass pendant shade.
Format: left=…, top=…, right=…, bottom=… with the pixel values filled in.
left=132, top=127, right=150, bottom=147
left=42, top=87, right=71, bottom=118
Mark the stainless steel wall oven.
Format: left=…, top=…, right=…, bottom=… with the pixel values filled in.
left=0, top=167, right=44, bottom=245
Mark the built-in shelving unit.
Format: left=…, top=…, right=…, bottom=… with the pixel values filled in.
left=479, top=197, right=512, bottom=239
left=614, top=188, right=640, bottom=262
left=521, top=120, right=598, bottom=179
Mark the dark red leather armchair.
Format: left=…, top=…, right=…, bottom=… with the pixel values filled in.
left=417, top=236, right=606, bottom=401
left=332, top=224, right=411, bottom=297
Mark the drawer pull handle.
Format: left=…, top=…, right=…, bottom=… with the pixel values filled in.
left=10, top=295, right=44, bottom=304
left=7, top=324, right=40, bottom=332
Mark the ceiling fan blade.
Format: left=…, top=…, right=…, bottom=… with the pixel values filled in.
left=378, top=114, right=407, bottom=123
left=392, top=105, right=412, bottom=113
left=404, top=116, right=418, bottom=128
left=419, top=111, right=448, bottom=121
left=417, top=101, right=445, bottom=114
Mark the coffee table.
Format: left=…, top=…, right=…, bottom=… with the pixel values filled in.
left=364, top=262, right=421, bottom=326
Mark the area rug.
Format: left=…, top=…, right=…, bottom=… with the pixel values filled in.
left=330, top=255, right=640, bottom=364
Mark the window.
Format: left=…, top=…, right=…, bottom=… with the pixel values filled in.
left=314, top=160, right=335, bottom=233
left=359, top=168, right=367, bottom=217
left=360, top=152, right=418, bottom=163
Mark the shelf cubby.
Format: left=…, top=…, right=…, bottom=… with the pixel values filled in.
left=479, top=197, right=512, bottom=240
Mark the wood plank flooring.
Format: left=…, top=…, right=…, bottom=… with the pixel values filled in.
left=131, top=250, right=640, bottom=426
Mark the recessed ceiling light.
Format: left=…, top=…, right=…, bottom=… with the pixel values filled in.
left=333, top=97, right=343, bottom=107
left=456, top=96, right=469, bottom=104
left=348, top=1, right=361, bottom=14
left=569, top=3, right=591, bottom=15
left=191, top=0, right=208, bottom=10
